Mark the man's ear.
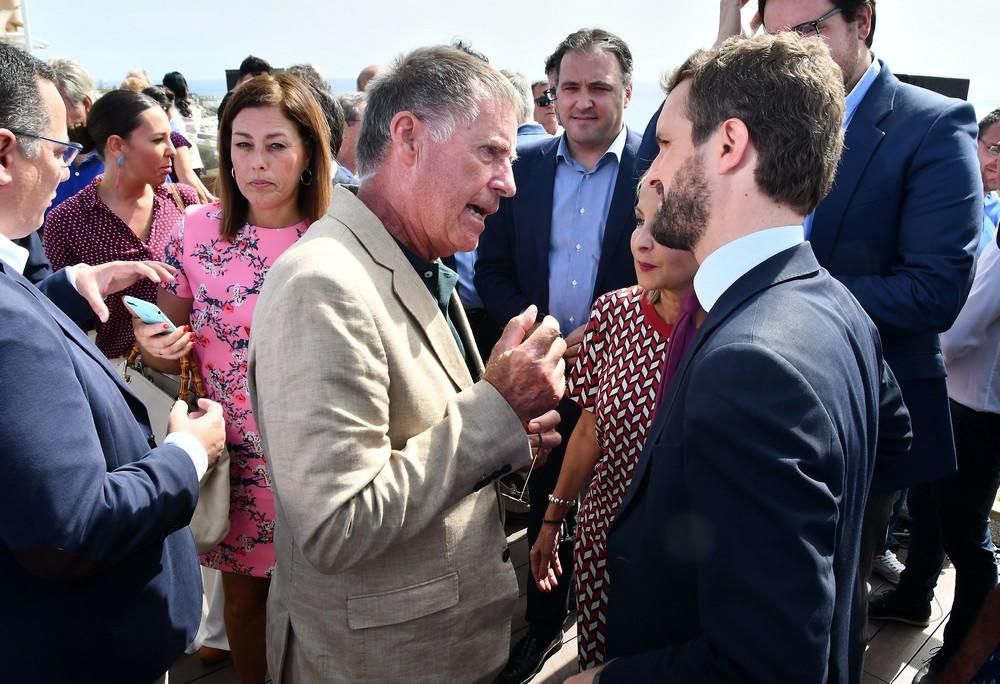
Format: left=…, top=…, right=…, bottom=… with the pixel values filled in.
left=0, top=129, right=19, bottom=187
left=623, top=83, right=633, bottom=109
left=82, top=95, right=93, bottom=114
left=716, top=117, right=751, bottom=175
left=388, top=111, right=424, bottom=168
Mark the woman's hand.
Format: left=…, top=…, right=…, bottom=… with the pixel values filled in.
left=529, top=523, right=563, bottom=592
left=131, top=313, right=193, bottom=361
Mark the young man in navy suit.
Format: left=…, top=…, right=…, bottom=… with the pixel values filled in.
left=0, top=42, right=226, bottom=682
left=571, top=33, right=910, bottom=683
left=477, top=28, right=642, bottom=683
left=754, top=0, right=982, bottom=617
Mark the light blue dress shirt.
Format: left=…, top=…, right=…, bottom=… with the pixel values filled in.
left=803, top=57, right=882, bottom=239
left=694, top=225, right=805, bottom=312
left=980, top=192, right=1000, bottom=259
left=548, top=126, right=628, bottom=331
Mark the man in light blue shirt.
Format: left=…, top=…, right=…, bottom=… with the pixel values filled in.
left=477, top=29, right=642, bottom=684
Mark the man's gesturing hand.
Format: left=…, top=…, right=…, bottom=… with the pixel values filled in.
left=483, top=305, right=567, bottom=422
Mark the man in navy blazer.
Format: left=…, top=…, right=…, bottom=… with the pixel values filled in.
left=0, top=43, right=226, bottom=682
left=572, top=34, right=911, bottom=684
left=756, top=0, right=982, bottom=638
left=477, top=28, right=641, bottom=683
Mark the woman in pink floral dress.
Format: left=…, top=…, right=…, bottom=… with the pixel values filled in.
left=133, top=74, right=331, bottom=683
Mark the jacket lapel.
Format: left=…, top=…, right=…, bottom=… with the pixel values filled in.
left=810, top=62, right=896, bottom=265
left=612, top=243, right=823, bottom=525
left=526, top=139, right=559, bottom=311
left=331, top=187, right=474, bottom=391
left=594, top=129, right=641, bottom=298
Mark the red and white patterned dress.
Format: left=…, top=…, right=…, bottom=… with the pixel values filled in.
left=567, top=285, right=672, bottom=669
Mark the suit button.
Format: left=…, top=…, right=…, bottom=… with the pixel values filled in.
left=502, top=548, right=511, bottom=562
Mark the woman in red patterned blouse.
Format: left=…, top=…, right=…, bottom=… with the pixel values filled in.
left=43, top=89, right=197, bottom=359
left=530, top=180, right=703, bottom=669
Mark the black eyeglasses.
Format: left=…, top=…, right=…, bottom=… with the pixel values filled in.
left=534, top=88, right=556, bottom=107
left=9, top=129, right=83, bottom=166
left=788, top=6, right=843, bottom=37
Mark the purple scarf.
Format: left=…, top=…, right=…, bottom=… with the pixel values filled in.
left=654, top=288, right=702, bottom=409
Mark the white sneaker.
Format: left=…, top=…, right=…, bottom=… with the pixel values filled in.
left=872, top=549, right=905, bottom=584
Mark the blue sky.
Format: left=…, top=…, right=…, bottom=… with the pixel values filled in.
left=20, top=0, right=999, bottom=119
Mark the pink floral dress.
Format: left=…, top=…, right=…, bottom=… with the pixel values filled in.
left=163, top=204, right=307, bottom=577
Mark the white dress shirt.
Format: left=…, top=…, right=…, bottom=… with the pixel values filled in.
left=941, top=236, right=1000, bottom=414
left=0, top=232, right=208, bottom=477
left=694, top=225, right=805, bottom=313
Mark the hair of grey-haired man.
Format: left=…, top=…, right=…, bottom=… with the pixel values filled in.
left=48, top=57, right=95, bottom=107
left=0, top=43, right=56, bottom=157
left=354, top=45, right=521, bottom=179
left=500, top=69, right=533, bottom=125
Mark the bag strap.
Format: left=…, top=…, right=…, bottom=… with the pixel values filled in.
left=126, top=343, right=204, bottom=402
left=165, top=182, right=187, bottom=214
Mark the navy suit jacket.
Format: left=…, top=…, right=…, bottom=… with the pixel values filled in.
left=636, top=100, right=664, bottom=178
left=601, top=244, right=911, bottom=683
left=476, top=128, right=642, bottom=326
left=0, top=264, right=202, bottom=681
left=810, top=61, right=980, bottom=492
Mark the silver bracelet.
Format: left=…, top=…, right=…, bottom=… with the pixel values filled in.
left=547, top=493, right=575, bottom=507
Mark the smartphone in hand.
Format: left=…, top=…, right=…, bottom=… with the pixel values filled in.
left=122, top=295, right=176, bottom=333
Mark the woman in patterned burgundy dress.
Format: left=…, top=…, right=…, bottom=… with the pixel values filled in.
left=132, top=75, right=331, bottom=683
left=43, top=89, right=197, bottom=359
left=530, top=180, right=702, bottom=669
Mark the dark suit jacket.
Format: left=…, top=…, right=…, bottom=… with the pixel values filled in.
left=475, top=129, right=642, bottom=326
left=636, top=100, right=664, bottom=178
left=810, top=61, right=980, bottom=492
left=0, top=263, right=202, bottom=682
left=601, top=244, right=911, bottom=684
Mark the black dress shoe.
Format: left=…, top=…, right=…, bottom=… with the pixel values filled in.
left=495, top=630, right=562, bottom=684
left=868, top=590, right=931, bottom=627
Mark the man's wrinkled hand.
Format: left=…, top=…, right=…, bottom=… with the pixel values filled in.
left=74, top=260, right=176, bottom=322
left=483, top=305, right=566, bottom=422
left=167, top=398, right=225, bottom=468
left=525, top=409, right=561, bottom=469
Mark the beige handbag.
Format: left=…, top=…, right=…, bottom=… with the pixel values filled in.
left=120, top=346, right=231, bottom=554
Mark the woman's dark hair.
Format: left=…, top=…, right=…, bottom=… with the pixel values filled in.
left=142, top=85, right=174, bottom=116
left=163, top=71, right=192, bottom=118
left=217, top=73, right=332, bottom=241
left=78, top=89, right=159, bottom=156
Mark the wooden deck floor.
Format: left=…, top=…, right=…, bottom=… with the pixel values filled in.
left=166, top=531, right=955, bottom=684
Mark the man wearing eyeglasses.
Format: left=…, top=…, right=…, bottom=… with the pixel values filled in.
left=532, top=80, right=560, bottom=136
left=0, top=42, right=227, bottom=682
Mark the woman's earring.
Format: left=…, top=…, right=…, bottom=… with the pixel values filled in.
left=231, top=168, right=236, bottom=179
left=300, top=168, right=313, bottom=186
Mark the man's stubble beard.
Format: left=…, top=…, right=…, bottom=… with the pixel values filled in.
left=650, top=152, right=711, bottom=252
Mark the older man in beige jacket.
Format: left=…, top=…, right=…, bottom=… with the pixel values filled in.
left=249, top=46, right=566, bottom=684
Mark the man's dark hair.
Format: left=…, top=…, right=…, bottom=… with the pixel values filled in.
left=0, top=42, right=57, bottom=157
left=979, top=109, right=1000, bottom=140
left=759, top=0, right=877, bottom=48
left=306, top=81, right=345, bottom=158
left=545, top=28, right=633, bottom=88
left=666, top=33, right=847, bottom=215
left=239, top=54, right=272, bottom=79
left=338, top=92, right=366, bottom=124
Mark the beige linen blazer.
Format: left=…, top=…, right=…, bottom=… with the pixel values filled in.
left=248, top=186, right=526, bottom=683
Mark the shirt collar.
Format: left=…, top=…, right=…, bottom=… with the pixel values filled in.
left=0, top=232, right=30, bottom=274
left=694, top=225, right=804, bottom=312
left=844, top=56, right=881, bottom=130
left=556, top=124, right=628, bottom=169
